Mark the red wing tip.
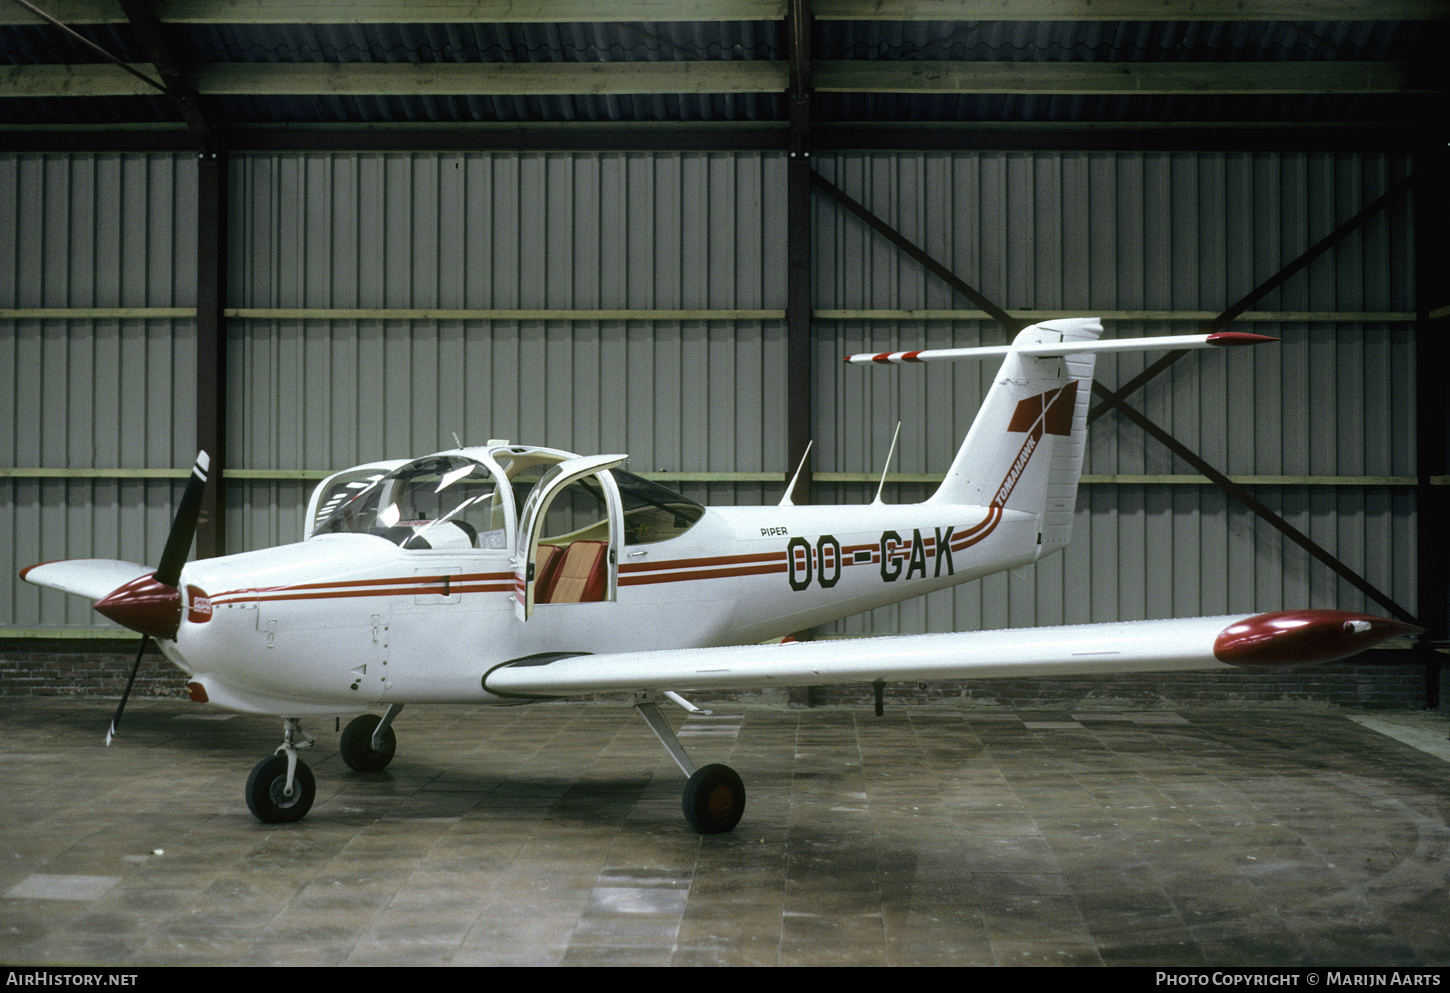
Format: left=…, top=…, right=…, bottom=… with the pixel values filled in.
left=1214, top=610, right=1422, bottom=667
left=1206, top=332, right=1279, bottom=346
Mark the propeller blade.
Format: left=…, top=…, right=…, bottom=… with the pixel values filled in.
left=100, top=451, right=209, bottom=743
left=154, top=452, right=209, bottom=589
left=106, top=635, right=150, bottom=746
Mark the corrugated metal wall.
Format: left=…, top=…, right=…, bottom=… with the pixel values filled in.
left=226, top=151, right=789, bottom=550
left=1, top=153, right=198, bottom=628
left=2, top=148, right=1417, bottom=637
left=812, top=150, right=1416, bottom=635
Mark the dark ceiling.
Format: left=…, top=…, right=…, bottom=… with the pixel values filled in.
left=1, top=1, right=1445, bottom=151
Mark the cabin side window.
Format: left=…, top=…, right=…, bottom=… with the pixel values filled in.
left=612, top=470, right=705, bottom=545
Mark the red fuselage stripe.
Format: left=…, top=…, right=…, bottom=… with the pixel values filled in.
left=619, top=562, right=786, bottom=586
left=619, top=550, right=785, bottom=574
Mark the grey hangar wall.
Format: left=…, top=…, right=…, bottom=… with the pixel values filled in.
left=0, top=147, right=1424, bottom=706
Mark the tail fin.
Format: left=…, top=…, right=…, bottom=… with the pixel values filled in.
left=927, top=318, right=1101, bottom=558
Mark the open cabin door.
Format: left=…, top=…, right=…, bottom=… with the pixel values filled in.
left=513, top=454, right=626, bottom=621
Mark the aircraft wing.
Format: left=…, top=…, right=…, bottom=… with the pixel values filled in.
left=20, top=559, right=152, bottom=602
left=483, top=611, right=1417, bottom=699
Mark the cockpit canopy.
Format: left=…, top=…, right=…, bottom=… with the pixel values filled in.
left=308, top=448, right=704, bottom=550
left=311, top=454, right=504, bottom=550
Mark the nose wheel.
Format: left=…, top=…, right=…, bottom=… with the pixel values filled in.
left=246, top=754, right=316, bottom=823
left=245, top=718, right=316, bottom=823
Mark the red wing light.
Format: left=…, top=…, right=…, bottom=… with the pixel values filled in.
left=1205, top=332, right=1279, bottom=347
left=1214, top=610, right=1421, bottom=667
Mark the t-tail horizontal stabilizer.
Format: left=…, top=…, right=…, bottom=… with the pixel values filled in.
left=844, top=330, right=1276, bottom=365
left=850, top=318, right=1276, bottom=560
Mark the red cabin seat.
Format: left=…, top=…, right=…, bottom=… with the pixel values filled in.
left=540, top=540, right=608, bottom=604
left=533, top=543, right=563, bottom=600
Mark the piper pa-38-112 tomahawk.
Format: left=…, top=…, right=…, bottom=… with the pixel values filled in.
left=22, top=318, right=1419, bottom=833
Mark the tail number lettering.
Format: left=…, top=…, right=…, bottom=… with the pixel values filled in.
left=790, top=529, right=955, bottom=590
left=787, top=535, right=842, bottom=591
left=880, top=528, right=955, bottom=584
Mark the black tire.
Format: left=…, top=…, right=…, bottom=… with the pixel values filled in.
left=339, top=713, right=397, bottom=772
left=246, top=754, right=315, bottom=824
left=682, top=763, right=745, bottom=834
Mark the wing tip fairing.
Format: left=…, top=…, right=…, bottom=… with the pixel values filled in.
left=19, top=559, right=153, bottom=603
left=1212, top=610, right=1422, bottom=667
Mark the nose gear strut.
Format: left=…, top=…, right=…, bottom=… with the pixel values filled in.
left=245, top=718, right=317, bottom=823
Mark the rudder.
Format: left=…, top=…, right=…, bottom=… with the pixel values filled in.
left=928, top=318, right=1101, bottom=559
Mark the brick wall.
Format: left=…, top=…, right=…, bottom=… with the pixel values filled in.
left=1, top=639, right=1437, bottom=711
left=0, top=640, right=190, bottom=700
left=809, top=652, right=1436, bottom=711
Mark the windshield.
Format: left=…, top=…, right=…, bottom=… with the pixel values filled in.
left=311, top=455, right=508, bottom=550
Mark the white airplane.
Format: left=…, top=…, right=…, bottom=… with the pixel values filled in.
left=20, top=318, right=1418, bottom=833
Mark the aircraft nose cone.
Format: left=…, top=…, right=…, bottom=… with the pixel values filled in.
left=1213, top=610, right=1422, bottom=667
left=94, top=574, right=182, bottom=641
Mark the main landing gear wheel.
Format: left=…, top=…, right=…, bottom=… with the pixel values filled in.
left=246, top=754, right=316, bottom=823
left=339, top=713, right=397, bottom=772
left=682, top=763, right=745, bottom=835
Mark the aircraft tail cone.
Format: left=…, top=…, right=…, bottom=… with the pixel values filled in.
left=94, top=574, right=183, bottom=642
left=1213, top=610, right=1422, bottom=667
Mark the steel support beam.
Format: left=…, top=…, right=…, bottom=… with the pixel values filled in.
left=109, top=0, right=228, bottom=556
left=117, top=0, right=212, bottom=140
left=783, top=0, right=815, bottom=689
left=809, top=170, right=1022, bottom=335
left=6, top=0, right=1447, bottom=25
left=785, top=0, right=813, bottom=505
left=2, top=124, right=1433, bottom=157
left=1090, top=382, right=1417, bottom=625
left=1414, top=143, right=1449, bottom=707
left=1087, top=172, right=1418, bottom=425
left=195, top=147, right=227, bottom=560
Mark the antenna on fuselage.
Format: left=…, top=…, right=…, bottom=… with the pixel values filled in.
left=871, top=421, right=902, bottom=506
left=778, top=440, right=813, bottom=508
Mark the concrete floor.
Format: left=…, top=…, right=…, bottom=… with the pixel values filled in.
left=2, top=696, right=1449, bottom=967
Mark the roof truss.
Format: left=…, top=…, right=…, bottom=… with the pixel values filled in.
left=1, top=59, right=1426, bottom=98
left=8, top=0, right=1447, bottom=25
